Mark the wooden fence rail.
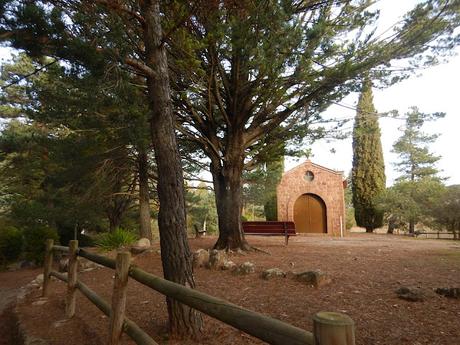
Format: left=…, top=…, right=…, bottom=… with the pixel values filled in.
left=43, top=239, right=355, bottom=345
left=414, top=231, right=458, bottom=240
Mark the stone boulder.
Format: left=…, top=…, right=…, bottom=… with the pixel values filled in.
left=34, top=274, right=44, bottom=285
left=295, top=270, right=331, bottom=288
left=234, top=262, right=255, bottom=275
left=261, top=268, right=286, bottom=280
left=207, top=249, right=227, bottom=269
left=193, top=249, right=209, bottom=268
left=222, top=260, right=237, bottom=271
left=136, top=238, right=151, bottom=247
left=130, top=238, right=151, bottom=255
left=396, top=287, right=425, bottom=302
left=435, top=287, right=460, bottom=299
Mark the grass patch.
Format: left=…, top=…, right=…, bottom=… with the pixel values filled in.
left=95, top=228, right=137, bottom=251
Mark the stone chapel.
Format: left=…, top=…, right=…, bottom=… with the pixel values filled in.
left=277, top=160, right=346, bottom=236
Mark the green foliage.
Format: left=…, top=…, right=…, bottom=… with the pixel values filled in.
left=431, top=185, right=460, bottom=236
left=344, top=174, right=357, bottom=230
left=0, top=226, right=23, bottom=264
left=378, top=178, right=446, bottom=232
left=0, top=53, right=155, bottom=238
left=352, top=80, right=386, bottom=231
left=186, top=184, right=218, bottom=234
left=243, top=154, right=284, bottom=221
left=95, top=228, right=137, bottom=251
left=392, top=107, right=444, bottom=181
left=23, top=225, right=59, bottom=265
left=384, top=107, right=445, bottom=233
left=264, top=158, right=284, bottom=221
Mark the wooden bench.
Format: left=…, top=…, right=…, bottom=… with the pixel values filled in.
left=242, top=221, right=296, bottom=245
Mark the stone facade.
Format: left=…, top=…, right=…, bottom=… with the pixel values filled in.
left=277, top=160, right=346, bottom=236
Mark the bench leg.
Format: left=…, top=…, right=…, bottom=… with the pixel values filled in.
left=285, top=235, right=289, bottom=246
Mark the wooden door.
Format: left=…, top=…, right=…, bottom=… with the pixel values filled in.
left=293, top=194, right=327, bottom=233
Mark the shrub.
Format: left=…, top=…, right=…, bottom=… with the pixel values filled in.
left=0, top=226, right=23, bottom=264
left=95, top=228, right=137, bottom=251
left=23, top=225, right=59, bottom=265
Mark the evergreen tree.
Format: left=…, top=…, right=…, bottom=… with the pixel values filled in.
left=171, top=0, right=460, bottom=249
left=352, top=80, right=386, bottom=232
left=264, top=157, right=284, bottom=221
left=391, top=107, right=444, bottom=233
left=393, top=107, right=443, bottom=181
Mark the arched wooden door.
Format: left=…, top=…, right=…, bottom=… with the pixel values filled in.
left=293, top=194, right=327, bottom=233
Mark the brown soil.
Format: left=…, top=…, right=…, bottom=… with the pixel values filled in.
left=0, top=267, right=41, bottom=345
left=10, top=234, right=460, bottom=345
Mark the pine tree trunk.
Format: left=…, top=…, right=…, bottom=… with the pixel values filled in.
left=210, top=148, right=250, bottom=251
left=408, top=219, right=415, bottom=234
left=387, top=215, right=397, bottom=234
left=107, top=202, right=123, bottom=232
left=141, top=0, right=201, bottom=338
left=138, top=149, right=152, bottom=240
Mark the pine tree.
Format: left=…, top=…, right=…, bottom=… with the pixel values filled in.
left=392, top=107, right=444, bottom=233
left=264, top=157, right=284, bottom=221
left=352, top=80, right=386, bottom=232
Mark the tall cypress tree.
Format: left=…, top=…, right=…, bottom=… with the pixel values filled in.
left=352, top=80, right=386, bottom=232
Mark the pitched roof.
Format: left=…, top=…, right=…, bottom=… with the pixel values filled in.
left=283, top=159, right=344, bottom=177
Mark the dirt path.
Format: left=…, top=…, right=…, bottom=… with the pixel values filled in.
left=0, top=267, right=41, bottom=345
left=13, top=234, right=460, bottom=345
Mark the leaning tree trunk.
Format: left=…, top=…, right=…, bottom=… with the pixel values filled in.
left=210, top=145, right=251, bottom=251
left=138, top=149, right=152, bottom=241
left=141, top=0, right=202, bottom=338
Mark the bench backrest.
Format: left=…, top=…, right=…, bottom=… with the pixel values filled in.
left=242, top=221, right=296, bottom=235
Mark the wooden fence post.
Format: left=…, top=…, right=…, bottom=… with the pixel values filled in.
left=42, top=239, right=54, bottom=297
left=66, top=240, right=79, bottom=318
left=108, top=251, right=131, bottom=345
left=313, top=311, right=355, bottom=345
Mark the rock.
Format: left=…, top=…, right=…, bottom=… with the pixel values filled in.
left=295, top=270, right=331, bottom=288
left=396, top=287, right=425, bottom=302
left=80, top=259, right=96, bottom=269
left=193, top=249, right=209, bottom=268
left=32, top=298, right=48, bottom=306
left=135, top=238, right=151, bottom=247
left=435, top=287, right=460, bottom=299
left=34, top=274, right=44, bottom=285
left=58, top=258, right=69, bottom=272
left=207, top=249, right=227, bottom=269
left=234, top=262, right=255, bottom=275
left=261, top=268, right=286, bottom=280
left=222, top=260, right=237, bottom=271
left=130, top=238, right=151, bottom=255
left=130, top=246, right=151, bottom=255
left=51, top=272, right=67, bottom=281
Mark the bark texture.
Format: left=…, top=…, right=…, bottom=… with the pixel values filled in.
left=141, top=0, right=202, bottom=337
left=138, top=149, right=152, bottom=240
left=210, top=145, right=250, bottom=250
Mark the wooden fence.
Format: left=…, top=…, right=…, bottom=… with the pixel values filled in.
left=43, top=239, right=355, bottom=345
left=414, top=231, right=458, bottom=240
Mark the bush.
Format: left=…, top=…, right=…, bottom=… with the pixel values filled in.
left=23, top=225, right=59, bottom=265
left=95, top=228, right=137, bottom=251
left=0, top=226, right=23, bottom=264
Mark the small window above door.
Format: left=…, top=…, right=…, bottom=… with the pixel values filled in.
left=304, top=170, right=314, bottom=182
